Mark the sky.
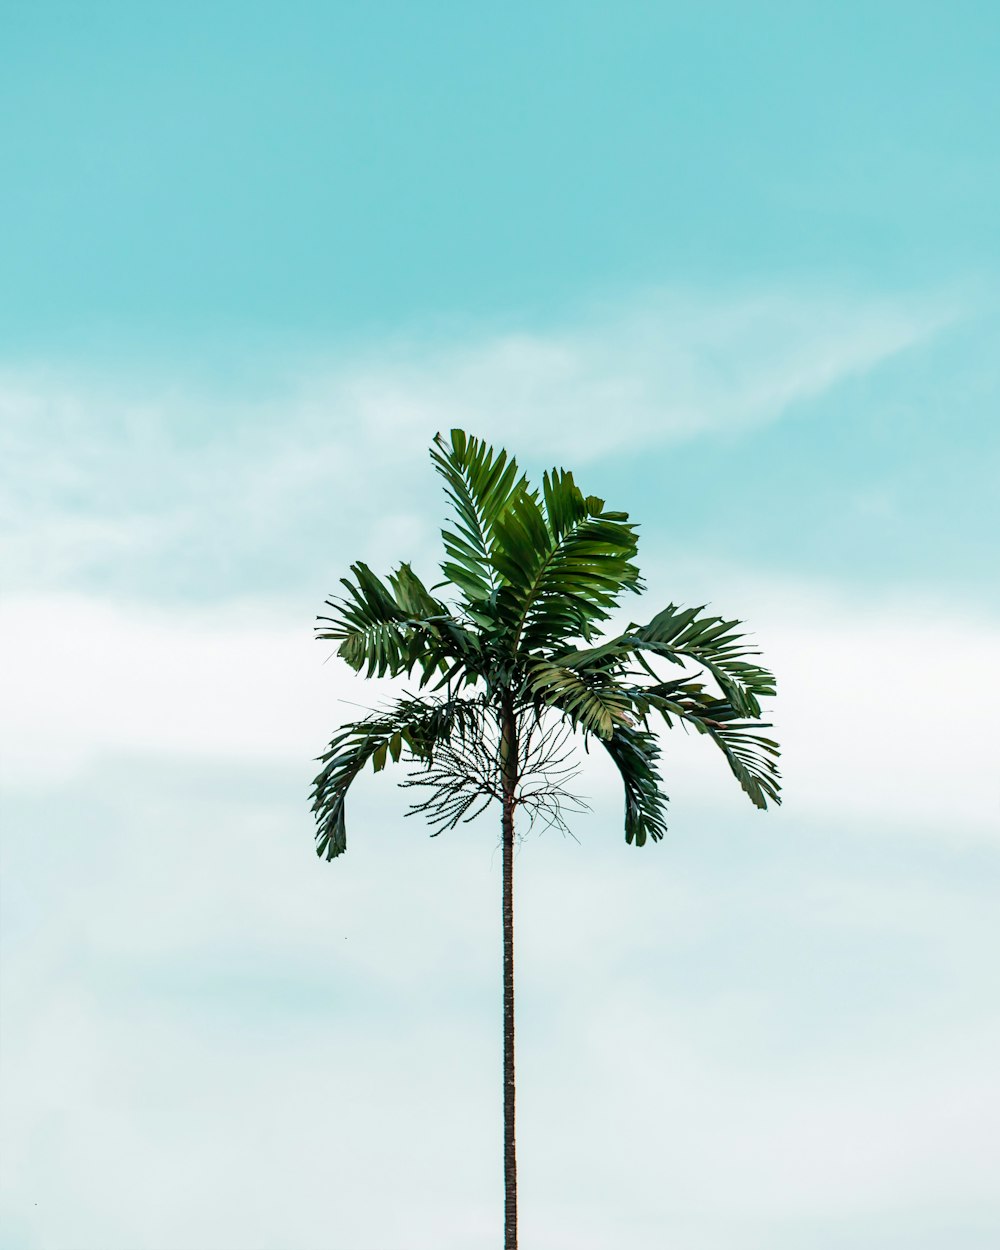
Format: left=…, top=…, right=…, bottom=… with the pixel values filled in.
left=1, top=3, right=999, bottom=1248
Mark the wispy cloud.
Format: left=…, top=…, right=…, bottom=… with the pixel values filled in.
left=329, top=287, right=950, bottom=458
left=0, top=287, right=952, bottom=597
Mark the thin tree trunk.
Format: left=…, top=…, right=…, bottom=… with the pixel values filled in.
left=500, top=694, right=518, bottom=1250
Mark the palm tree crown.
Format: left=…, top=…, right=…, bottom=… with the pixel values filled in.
left=311, top=428, right=780, bottom=858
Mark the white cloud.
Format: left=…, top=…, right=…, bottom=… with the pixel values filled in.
left=3, top=583, right=997, bottom=1247
left=0, top=594, right=339, bottom=784
left=638, top=560, right=1000, bottom=841
left=3, top=757, right=997, bottom=1249
left=327, top=287, right=949, bottom=459
left=2, top=585, right=996, bottom=841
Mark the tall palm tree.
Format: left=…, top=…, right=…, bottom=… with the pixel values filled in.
left=310, top=430, right=780, bottom=1250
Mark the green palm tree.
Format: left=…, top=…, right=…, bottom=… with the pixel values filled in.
left=310, top=430, right=780, bottom=1250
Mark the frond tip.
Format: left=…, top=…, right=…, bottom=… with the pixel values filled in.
left=601, top=727, right=671, bottom=847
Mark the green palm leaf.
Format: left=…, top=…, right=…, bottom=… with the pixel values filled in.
left=494, top=470, right=642, bottom=652
left=311, top=695, right=489, bottom=860
left=523, top=658, right=635, bottom=739
left=628, top=603, right=775, bottom=718
left=317, top=560, right=481, bottom=684
left=600, top=727, right=671, bottom=847
left=430, top=429, right=530, bottom=607
left=629, top=678, right=782, bottom=810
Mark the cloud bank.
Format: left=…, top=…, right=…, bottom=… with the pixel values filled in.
left=2, top=583, right=996, bottom=841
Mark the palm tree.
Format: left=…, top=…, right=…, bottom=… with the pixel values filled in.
left=310, top=430, right=780, bottom=1250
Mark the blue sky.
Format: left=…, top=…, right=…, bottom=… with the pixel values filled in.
left=3, top=1, right=998, bottom=346
left=2, top=5, right=999, bottom=1249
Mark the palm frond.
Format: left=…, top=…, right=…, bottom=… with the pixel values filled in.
left=430, top=429, right=530, bottom=606
left=492, top=471, right=642, bottom=653
left=310, top=695, right=489, bottom=860
left=627, top=603, right=776, bottom=718
left=600, top=726, right=670, bottom=847
left=316, top=560, right=407, bottom=677
left=629, top=678, right=782, bottom=810
left=317, top=560, right=481, bottom=684
left=524, top=658, right=635, bottom=739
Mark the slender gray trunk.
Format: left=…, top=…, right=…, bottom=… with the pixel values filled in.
left=500, top=693, right=518, bottom=1250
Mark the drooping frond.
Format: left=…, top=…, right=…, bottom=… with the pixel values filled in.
left=310, top=695, right=489, bottom=860
left=600, top=727, right=671, bottom=847
left=627, top=604, right=776, bottom=719
left=552, top=604, right=775, bottom=720
left=628, top=678, right=782, bottom=810
left=548, top=633, right=781, bottom=821
left=692, top=698, right=781, bottom=810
